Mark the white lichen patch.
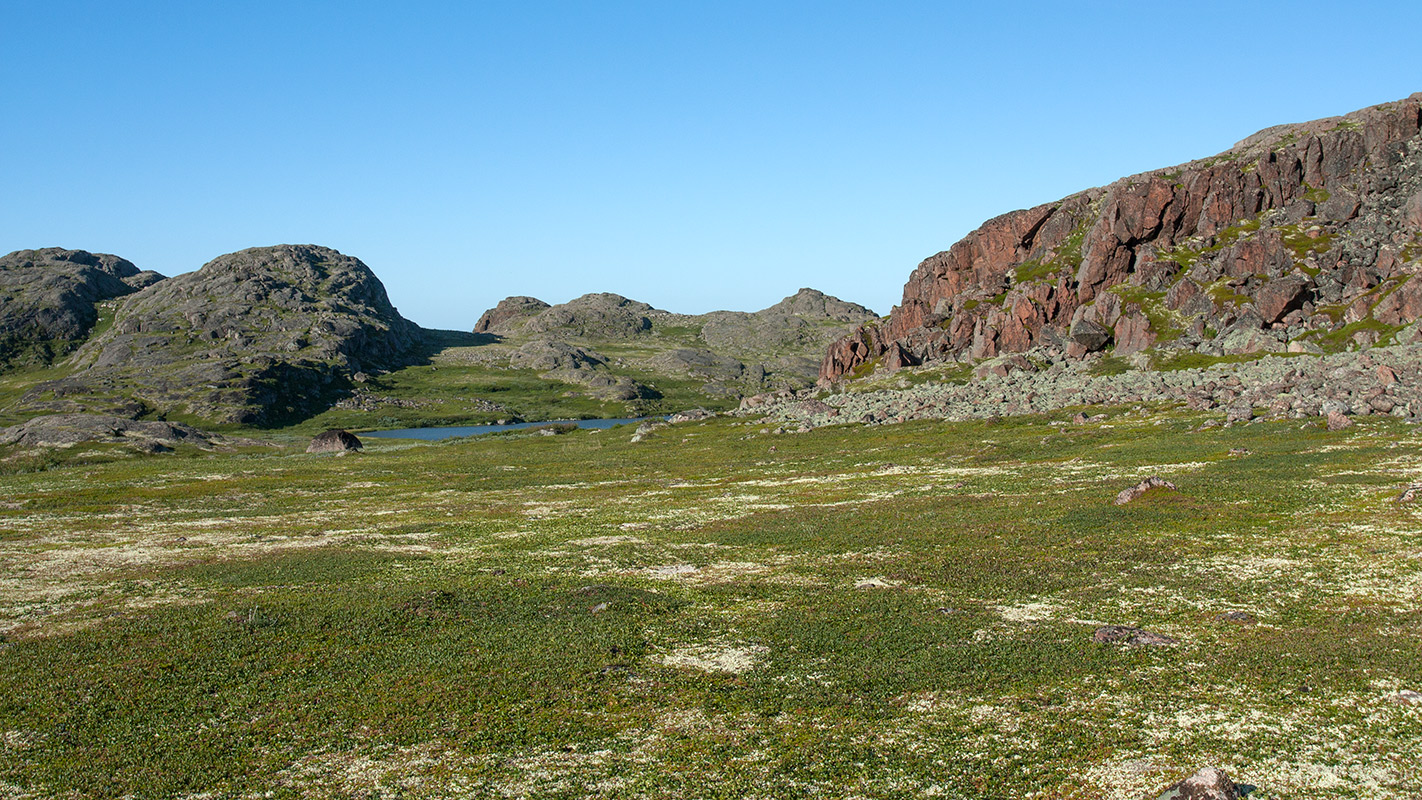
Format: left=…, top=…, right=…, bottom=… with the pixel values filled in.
left=997, top=600, right=1063, bottom=623
left=658, top=642, right=768, bottom=674
left=635, top=563, right=700, bottom=579
left=571, top=535, right=645, bottom=546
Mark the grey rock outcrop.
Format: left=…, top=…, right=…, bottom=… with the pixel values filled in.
left=18, top=245, right=420, bottom=425
left=0, top=413, right=226, bottom=453
left=0, top=248, right=164, bottom=371
left=522, top=293, right=657, bottom=339
left=473, top=296, right=550, bottom=333
left=468, top=288, right=877, bottom=401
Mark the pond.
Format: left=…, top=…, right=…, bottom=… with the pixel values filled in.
left=361, top=417, right=655, bottom=441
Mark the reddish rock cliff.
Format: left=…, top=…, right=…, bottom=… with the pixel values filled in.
left=823, top=93, right=1422, bottom=382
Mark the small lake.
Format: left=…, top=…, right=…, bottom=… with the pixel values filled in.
left=362, top=417, right=655, bottom=441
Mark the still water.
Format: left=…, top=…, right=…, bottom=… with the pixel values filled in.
left=361, top=417, right=654, bottom=441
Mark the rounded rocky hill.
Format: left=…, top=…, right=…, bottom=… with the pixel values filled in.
left=0, top=247, right=164, bottom=371
left=822, top=93, right=1422, bottom=381
left=21, top=245, right=421, bottom=425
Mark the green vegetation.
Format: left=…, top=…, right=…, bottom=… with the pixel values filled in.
left=2, top=411, right=1420, bottom=798
left=1150, top=350, right=1308, bottom=372
left=1206, top=278, right=1252, bottom=308
left=1013, top=259, right=1061, bottom=285
left=1298, top=317, right=1401, bottom=352
left=840, top=361, right=973, bottom=393
left=1158, top=217, right=1264, bottom=273
left=1088, top=355, right=1132, bottom=376
left=1107, top=284, right=1184, bottom=342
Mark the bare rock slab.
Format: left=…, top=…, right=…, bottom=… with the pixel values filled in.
left=1094, top=625, right=1178, bottom=647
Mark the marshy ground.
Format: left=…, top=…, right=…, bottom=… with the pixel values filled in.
left=2, top=409, right=1420, bottom=798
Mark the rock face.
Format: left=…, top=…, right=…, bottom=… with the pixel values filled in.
left=306, top=429, right=362, bottom=453
left=0, top=248, right=164, bottom=372
left=0, top=413, right=223, bottom=453
left=823, top=93, right=1422, bottom=382
left=18, top=245, right=420, bottom=425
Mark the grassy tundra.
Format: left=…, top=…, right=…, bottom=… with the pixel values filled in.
left=1, top=409, right=1420, bottom=798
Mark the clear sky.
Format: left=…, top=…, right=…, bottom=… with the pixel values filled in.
left=4, top=1, right=1420, bottom=329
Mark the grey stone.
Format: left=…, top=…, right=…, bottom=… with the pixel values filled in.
left=307, top=429, right=362, bottom=454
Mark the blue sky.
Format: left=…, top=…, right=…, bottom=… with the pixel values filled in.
left=4, top=1, right=1420, bottom=329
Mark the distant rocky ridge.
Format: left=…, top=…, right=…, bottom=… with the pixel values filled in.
left=0, top=248, right=165, bottom=372
left=468, top=288, right=878, bottom=400
left=13, top=245, right=420, bottom=425
left=823, top=93, right=1422, bottom=382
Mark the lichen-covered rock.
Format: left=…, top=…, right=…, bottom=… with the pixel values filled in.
left=306, top=429, right=362, bottom=453
left=470, top=288, right=875, bottom=400
left=17, top=245, right=420, bottom=425
left=473, top=296, right=550, bottom=333
left=0, top=413, right=222, bottom=452
left=0, top=248, right=164, bottom=372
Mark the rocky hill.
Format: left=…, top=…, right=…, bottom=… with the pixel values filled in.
left=822, top=93, right=1422, bottom=382
left=465, top=288, right=877, bottom=401
left=13, top=245, right=421, bottom=425
left=0, top=248, right=164, bottom=372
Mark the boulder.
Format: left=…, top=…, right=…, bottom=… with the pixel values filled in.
left=1327, top=410, right=1353, bottom=431
left=1153, top=767, right=1241, bottom=800
left=1069, top=318, right=1113, bottom=351
left=1115, top=476, right=1178, bottom=505
left=1388, top=689, right=1422, bottom=705
left=307, top=429, right=362, bottom=453
left=1254, top=276, right=1311, bottom=324
left=668, top=408, right=714, bottom=424
left=1405, top=188, right=1422, bottom=230
left=1319, top=189, right=1361, bottom=221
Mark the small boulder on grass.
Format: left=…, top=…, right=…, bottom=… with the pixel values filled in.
left=1094, top=625, right=1178, bottom=647
left=307, top=429, right=362, bottom=454
left=1387, top=689, right=1422, bottom=705
left=1153, top=767, right=1241, bottom=800
left=1115, top=476, right=1178, bottom=505
left=1327, top=410, right=1353, bottom=431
